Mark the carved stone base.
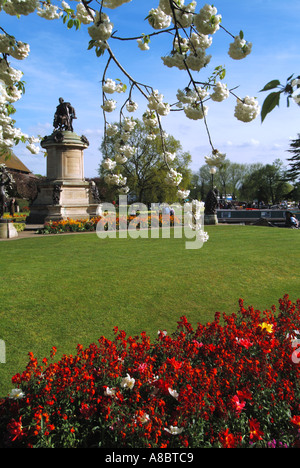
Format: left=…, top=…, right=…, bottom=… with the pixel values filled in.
left=27, top=130, right=100, bottom=224
left=0, top=219, right=18, bottom=239
left=204, top=214, right=218, bottom=225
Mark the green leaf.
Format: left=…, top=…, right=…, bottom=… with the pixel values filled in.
left=239, top=30, right=244, bottom=40
left=261, top=91, right=281, bottom=122
left=259, top=80, right=281, bottom=92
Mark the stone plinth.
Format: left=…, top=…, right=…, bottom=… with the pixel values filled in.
left=27, top=131, right=99, bottom=224
left=0, top=219, right=18, bottom=239
left=204, top=214, right=218, bottom=225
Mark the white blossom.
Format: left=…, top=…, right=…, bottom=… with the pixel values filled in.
left=102, top=78, right=117, bottom=94
left=115, top=154, right=128, bottom=164
left=177, top=189, right=190, bottom=199
left=9, top=388, right=25, bottom=399
left=234, top=96, right=260, bottom=122
left=103, top=158, right=117, bottom=170
left=184, top=103, right=208, bottom=120
left=194, top=4, right=222, bottom=35
left=88, top=13, right=114, bottom=42
left=165, top=168, right=183, bottom=186
left=106, top=124, right=119, bottom=136
left=37, top=3, right=62, bottom=19
left=168, top=388, right=179, bottom=399
left=164, top=152, right=176, bottom=163
left=172, top=1, right=197, bottom=29
left=148, top=7, right=171, bottom=30
left=102, top=0, right=132, bottom=8
left=126, top=100, right=138, bottom=113
left=120, top=373, right=135, bottom=389
left=26, top=143, right=40, bottom=154
left=164, top=425, right=184, bottom=435
left=228, top=36, right=252, bottom=60
left=205, top=151, right=226, bottom=167
left=101, top=99, right=117, bottom=113
left=76, top=2, right=94, bottom=24
left=137, top=38, right=150, bottom=51
left=210, top=82, right=229, bottom=102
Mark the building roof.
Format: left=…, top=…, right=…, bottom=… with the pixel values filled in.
left=0, top=152, right=31, bottom=174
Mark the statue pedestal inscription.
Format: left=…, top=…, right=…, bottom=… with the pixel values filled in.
left=28, top=131, right=99, bottom=224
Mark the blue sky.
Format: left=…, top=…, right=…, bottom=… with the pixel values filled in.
left=2, top=0, right=300, bottom=177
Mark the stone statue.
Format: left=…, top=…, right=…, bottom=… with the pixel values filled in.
left=90, top=181, right=101, bottom=203
left=53, top=97, right=77, bottom=132
left=204, top=187, right=219, bottom=215
left=53, top=184, right=62, bottom=205
left=0, top=167, right=10, bottom=218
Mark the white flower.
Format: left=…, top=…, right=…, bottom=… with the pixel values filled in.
left=26, top=143, right=40, bottom=154
left=102, top=78, right=117, bottom=94
left=139, top=412, right=150, bottom=424
left=126, top=100, right=138, bottom=113
left=194, top=4, right=222, bottom=35
left=185, top=49, right=211, bottom=72
left=37, top=3, right=62, bottom=19
left=121, top=373, right=135, bottom=390
left=118, top=185, right=130, bottom=194
left=189, top=32, right=212, bottom=51
left=106, top=124, right=118, bottom=136
left=115, top=154, right=128, bottom=164
left=9, top=388, right=25, bottom=399
left=102, top=0, right=132, bottom=8
left=104, top=387, right=116, bottom=397
left=148, top=7, right=171, bottom=30
left=122, top=117, right=136, bottom=132
left=164, top=425, right=184, bottom=435
left=172, top=1, right=197, bottom=28
left=184, top=103, right=208, bottom=120
left=234, top=96, right=260, bottom=122
left=228, top=36, right=252, bottom=60
left=76, top=2, right=94, bottom=24
left=119, top=144, right=136, bottom=158
left=143, top=111, right=158, bottom=129
left=10, top=41, right=30, bottom=60
left=210, top=82, right=229, bottom=102
left=137, top=38, right=150, bottom=51
left=161, top=52, right=186, bottom=70
left=205, top=151, right=226, bottom=167
left=165, top=168, right=183, bottom=186
left=88, top=13, right=114, bottom=42
left=177, top=189, right=190, bottom=199
left=164, top=152, right=176, bottom=163
left=103, top=158, right=117, bottom=170
left=101, top=99, right=117, bottom=113
left=168, top=388, right=179, bottom=399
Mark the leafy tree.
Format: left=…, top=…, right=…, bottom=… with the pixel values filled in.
left=239, top=160, right=292, bottom=205
left=99, top=119, right=192, bottom=204
left=286, top=134, right=300, bottom=182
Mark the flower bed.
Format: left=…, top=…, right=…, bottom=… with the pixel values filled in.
left=36, top=214, right=181, bottom=234
left=0, top=295, right=300, bottom=448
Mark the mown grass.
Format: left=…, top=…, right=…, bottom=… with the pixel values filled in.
left=0, top=225, right=299, bottom=396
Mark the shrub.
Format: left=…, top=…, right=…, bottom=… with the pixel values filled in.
left=0, top=295, right=300, bottom=448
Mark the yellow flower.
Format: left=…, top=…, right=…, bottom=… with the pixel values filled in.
left=259, top=322, right=273, bottom=333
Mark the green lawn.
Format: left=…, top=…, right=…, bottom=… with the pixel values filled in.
left=0, top=225, right=299, bottom=396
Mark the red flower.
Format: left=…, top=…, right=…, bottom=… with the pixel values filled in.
left=7, top=417, right=24, bottom=441
left=249, top=418, right=264, bottom=442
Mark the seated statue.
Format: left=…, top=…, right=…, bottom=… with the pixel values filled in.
left=205, top=187, right=219, bottom=215
left=53, top=97, right=77, bottom=132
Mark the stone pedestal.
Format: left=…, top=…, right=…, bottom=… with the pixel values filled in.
left=27, top=131, right=99, bottom=224
left=204, top=213, right=218, bottom=225
left=0, top=219, right=18, bottom=239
